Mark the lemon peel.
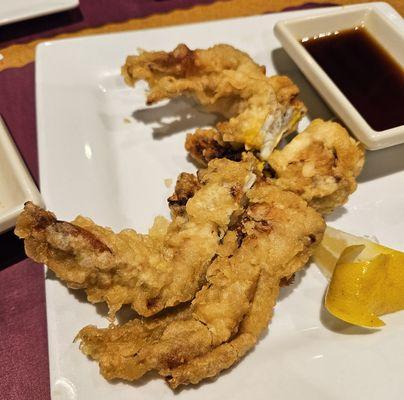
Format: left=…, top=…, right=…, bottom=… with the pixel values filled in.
left=314, top=227, right=404, bottom=328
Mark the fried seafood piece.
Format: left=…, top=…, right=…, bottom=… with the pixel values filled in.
left=184, top=128, right=243, bottom=166
left=167, top=172, right=200, bottom=217
left=268, top=119, right=365, bottom=214
left=122, top=44, right=306, bottom=160
left=166, top=270, right=278, bottom=388
left=76, top=184, right=325, bottom=387
left=77, top=305, right=194, bottom=380
left=15, top=156, right=259, bottom=318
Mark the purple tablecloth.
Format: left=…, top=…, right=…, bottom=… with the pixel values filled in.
left=0, top=1, right=334, bottom=398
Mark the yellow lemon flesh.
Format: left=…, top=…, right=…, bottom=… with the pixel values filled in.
left=313, top=227, right=404, bottom=328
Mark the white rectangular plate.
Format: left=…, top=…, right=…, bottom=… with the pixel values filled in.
left=0, top=0, right=79, bottom=26
left=36, top=3, right=404, bottom=400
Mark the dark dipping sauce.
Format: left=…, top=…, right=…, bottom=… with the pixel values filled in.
left=302, top=27, right=404, bottom=131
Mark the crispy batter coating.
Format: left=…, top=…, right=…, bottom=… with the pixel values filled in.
left=167, top=172, right=200, bottom=217
left=76, top=184, right=325, bottom=387
left=183, top=119, right=365, bottom=214
left=269, top=119, right=365, bottom=214
left=122, top=44, right=306, bottom=160
left=184, top=128, right=243, bottom=166
left=15, top=156, right=259, bottom=318
left=16, top=42, right=366, bottom=391
left=167, top=270, right=278, bottom=388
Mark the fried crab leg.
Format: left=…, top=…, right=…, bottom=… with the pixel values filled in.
left=76, top=184, right=325, bottom=387
left=166, top=269, right=279, bottom=388
left=15, top=156, right=259, bottom=318
left=122, top=44, right=306, bottom=161
left=268, top=119, right=365, bottom=214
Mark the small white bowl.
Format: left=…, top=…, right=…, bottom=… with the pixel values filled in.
left=0, top=116, right=44, bottom=232
left=274, top=3, right=404, bottom=150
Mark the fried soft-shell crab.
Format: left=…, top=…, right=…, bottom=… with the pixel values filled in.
left=122, top=43, right=306, bottom=160
left=15, top=43, right=366, bottom=390
left=15, top=156, right=260, bottom=318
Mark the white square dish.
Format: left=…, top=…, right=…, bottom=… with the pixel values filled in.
left=0, top=0, right=79, bottom=26
left=35, top=3, right=404, bottom=400
left=0, top=116, right=43, bottom=232
left=274, top=4, right=404, bottom=150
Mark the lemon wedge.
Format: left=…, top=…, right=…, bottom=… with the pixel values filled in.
left=314, top=227, right=404, bottom=328
left=313, top=226, right=394, bottom=278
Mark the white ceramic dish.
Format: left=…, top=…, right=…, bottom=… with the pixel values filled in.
left=0, top=0, right=79, bottom=26
left=0, top=116, right=43, bottom=232
left=36, top=3, right=404, bottom=400
left=274, top=4, right=404, bottom=150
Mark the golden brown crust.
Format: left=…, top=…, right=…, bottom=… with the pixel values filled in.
left=122, top=44, right=306, bottom=159
left=166, top=270, right=278, bottom=388
left=185, top=128, right=243, bottom=166
left=269, top=119, right=365, bottom=214
left=167, top=172, right=200, bottom=216
left=15, top=157, right=259, bottom=318
left=14, top=42, right=367, bottom=391
left=76, top=183, right=325, bottom=386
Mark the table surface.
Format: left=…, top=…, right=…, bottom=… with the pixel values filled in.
left=0, top=1, right=402, bottom=399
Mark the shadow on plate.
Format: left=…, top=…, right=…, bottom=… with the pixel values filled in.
left=46, top=269, right=110, bottom=318
left=132, top=97, right=220, bottom=139
left=107, top=370, right=162, bottom=389
left=47, top=271, right=140, bottom=324
left=325, top=206, right=348, bottom=223
left=46, top=269, right=199, bottom=327
left=131, top=48, right=335, bottom=139
left=278, top=268, right=307, bottom=302
left=358, top=143, right=404, bottom=182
